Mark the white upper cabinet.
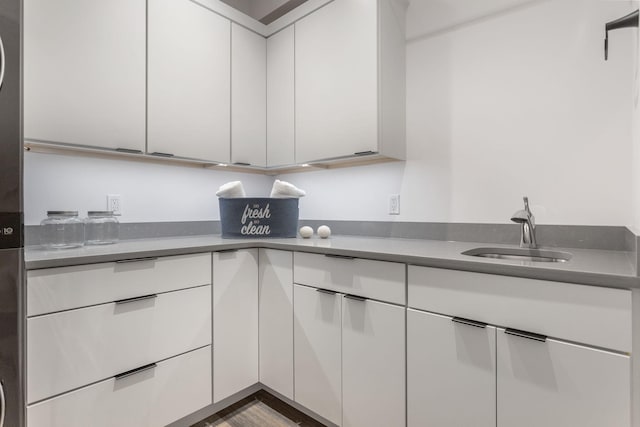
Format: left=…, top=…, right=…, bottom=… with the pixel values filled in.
left=24, top=0, right=146, bottom=152
left=294, top=0, right=406, bottom=164
left=148, top=0, right=231, bottom=162
left=231, top=24, right=267, bottom=167
left=266, top=26, right=295, bottom=167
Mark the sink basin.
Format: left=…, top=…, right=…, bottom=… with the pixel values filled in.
left=462, top=247, right=572, bottom=263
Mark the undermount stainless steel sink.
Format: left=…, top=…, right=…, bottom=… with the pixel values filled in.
left=462, top=247, right=572, bottom=263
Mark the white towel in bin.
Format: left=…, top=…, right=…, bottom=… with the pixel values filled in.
left=216, top=181, right=246, bottom=198
left=270, top=180, right=306, bottom=198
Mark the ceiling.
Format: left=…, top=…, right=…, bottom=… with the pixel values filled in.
left=219, top=0, right=309, bottom=24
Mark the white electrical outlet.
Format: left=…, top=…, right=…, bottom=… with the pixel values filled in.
left=389, top=194, right=400, bottom=215
left=107, top=194, right=122, bottom=216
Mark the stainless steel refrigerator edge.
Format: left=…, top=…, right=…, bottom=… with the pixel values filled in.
left=0, top=0, right=24, bottom=426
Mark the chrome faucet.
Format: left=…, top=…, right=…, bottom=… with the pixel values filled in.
left=511, top=196, right=537, bottom=249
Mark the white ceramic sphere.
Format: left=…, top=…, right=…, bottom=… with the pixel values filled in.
left=299, top=226, right=314, bottom=238
left=317, top=225, right=331, bottom=239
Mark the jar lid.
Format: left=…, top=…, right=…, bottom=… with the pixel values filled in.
left=87, top=211, right=115, bottom=216
left=47, top=211, right=78, bottom=216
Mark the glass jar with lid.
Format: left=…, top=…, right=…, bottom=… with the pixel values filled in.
left=85, top=211, right=119, bottom=245
left=40, top=211, right=85, bottom=249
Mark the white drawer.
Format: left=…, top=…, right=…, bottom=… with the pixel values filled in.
left=408, top=266, right=631, bottom=353
left=294, top=252, right=405, bottom=305
left=27, top=346, right=212, bottom=427
left=27, top=285, right=212, bottom=403
left=27, top=253, right=211, bottom=316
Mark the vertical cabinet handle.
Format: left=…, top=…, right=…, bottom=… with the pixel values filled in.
left=0, top=380, right=6, bottom=427
left=505, top=328, right=547, bottom=342
left=0, top=34, right=5, bottom=90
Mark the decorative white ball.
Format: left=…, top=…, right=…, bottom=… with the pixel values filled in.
left=299, top=226, right=314, bottom=238
left=317, top=225, right=331, bottom=239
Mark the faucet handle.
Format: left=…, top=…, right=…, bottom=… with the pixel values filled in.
left=522, top=196, right=535, bottom=227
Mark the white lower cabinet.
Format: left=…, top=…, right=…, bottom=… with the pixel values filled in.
left=342, top=297, right=405, bottom=427
left=258, top=249, right=294, bottom=399
left=213, top=249, right=259, bottom=403
left=27, top=346, right=212, bottom=427
left=407, top=309, right=496, bottom=427
left=27, top=285, right=212, bottom=403
left=497, top=328, right=630, bottom=427
left=294, top=284, right=342, bottom=425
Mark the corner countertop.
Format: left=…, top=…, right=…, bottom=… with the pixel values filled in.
left=24, top=234, right=639, bottom=289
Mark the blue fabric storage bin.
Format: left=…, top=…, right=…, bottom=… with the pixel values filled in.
left=219, top=198, right=299, bottom=238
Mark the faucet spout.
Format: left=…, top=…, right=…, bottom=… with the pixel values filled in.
left=511, top=197, right=537, bottom=249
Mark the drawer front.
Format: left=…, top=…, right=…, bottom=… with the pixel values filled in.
left=28, top=253, right=212, bottom=316
left=27, top=346, right=212, bottom=427
left=294, top=252, right=405, bottom=305
left=28, top=285, right=212, bottom=403
left=408, top=266, right=631, bottom=352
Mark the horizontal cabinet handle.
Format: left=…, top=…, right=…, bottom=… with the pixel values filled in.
left=114, top=363, right=157, bottom=381
left=233, top=162, right=251, bottom=166
left=452, top=317, right=487, bottom=329
left=115, top=257, right=158, bottom=264
left=324, top=254, right=355, bottom=260
left=217, top=249, right=239, bottom=254
left=114, top=294, right=157, bottom=305
left=115, top=148, right=143, bottom=154
left=150, top=152, right=174, bottom=157
left=354, top=150, right=376, bottom=156
left=344, top=294, right=367, bottom=302
left=316, top=288, right=337, bottom=295
left=505, top=328, right=547, bottom=343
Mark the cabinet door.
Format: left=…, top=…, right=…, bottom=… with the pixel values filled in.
left=231, top=24, right=266, bottom=167
left=407, top=309, right=496, bottom=427
left=294, top=285, right=342, bottom=425
left=24, top=0, right=145, bottom=151
left=213, top=249, right=259, bottom=403
left=258, top=249, right=293, bottom=399
left=497, top=328, right=630, bottom=427
left=295, top=0, right=378, bottom=163
left=342, top=297, right=405, bottom=427
left=266, top=25, right=295, bottom=167
left=148, top=0, right=230, bottom=162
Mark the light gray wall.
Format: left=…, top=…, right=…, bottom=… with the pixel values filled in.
left=23, top=152, right=273, bottom=225
left=23, top=0, right=637, bottom=227
left=280, top=0, right=636, bottom=226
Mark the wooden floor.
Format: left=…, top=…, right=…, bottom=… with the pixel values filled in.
left=191, top=390, right=326, bottom=427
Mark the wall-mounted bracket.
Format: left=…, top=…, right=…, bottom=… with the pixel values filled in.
left=605, top=9, right=639, bottom=60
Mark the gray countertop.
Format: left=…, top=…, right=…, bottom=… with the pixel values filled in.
left=24, top=235, right=639, bottom=289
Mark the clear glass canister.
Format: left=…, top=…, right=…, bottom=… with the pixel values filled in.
left=85, top=211, right=119, bottom=245
left=40, top=211, right=85, bottom=249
